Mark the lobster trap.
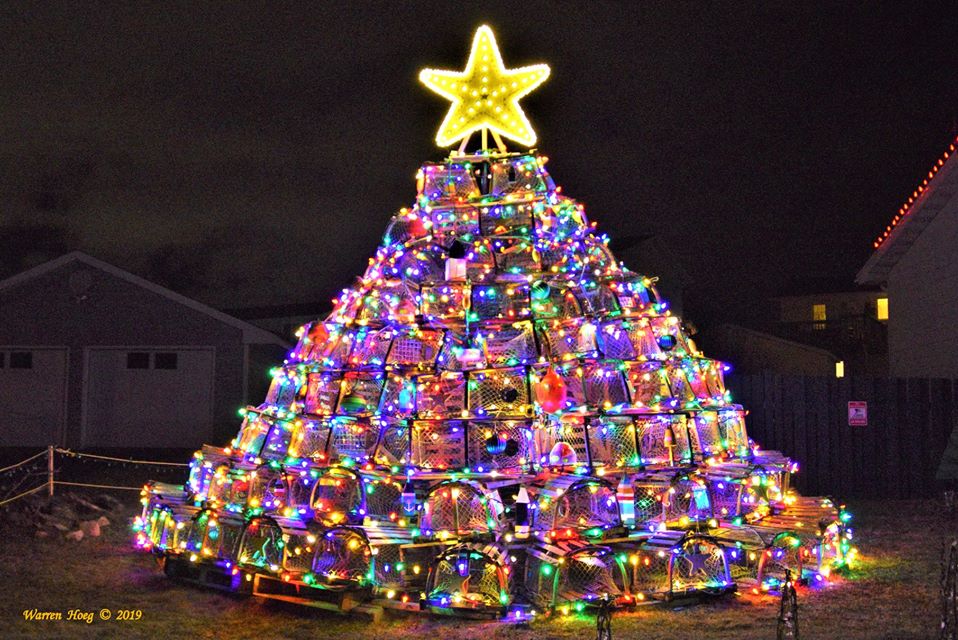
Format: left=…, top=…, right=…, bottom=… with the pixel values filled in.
left=425, top=543, right=511, bottom=613
left=532, top=475, right=621, bottom=537
left=522, top=540, right=623, bottom=610
left=627, top=469, right=713, bottom=530
left=611, top=530, right=732, bottom=599
left=421, top=479, right=505, bottom=538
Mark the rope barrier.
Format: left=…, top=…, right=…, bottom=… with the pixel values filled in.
left=0, top=450, right=47, bottom=475
left=54, top=448, right=189, bottom=467
left=53, top=481, right=143, bottom=492
left=0, top=483, right=47, bottom=507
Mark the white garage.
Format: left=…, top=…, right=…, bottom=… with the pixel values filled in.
left=0, top=347, right=68, bottom=447
left=82, top=347, right=216, bottom=448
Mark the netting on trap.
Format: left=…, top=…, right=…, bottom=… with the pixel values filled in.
left=577, top=284, right=620, bottom=317
left=586, top=417, right=639, bottom=468
left=421, top=283, right=469, bottom=320
left=360, top=476, right=404, bottom=521
left=346, top=328, right=395, bottom=368
left=554, top=368, right=586, bottom=408
left=288, top=421, right=329, bottom=459
left=466, top=421, right=534, bottom=470
left=382, top=215, right=419, bottom=246
left=236, top=411, right=270, bottom=455
left=420, top=163, right=478, bottom=202
left=556, top=547, right=623, bottom=604
left=281, top=528, right=317, bottom=574
left=387, top=329, right=443, bottom=366
left=169, top=506, right=200, bottom=554
left=597, top=320, right=638, bottom=360
left=312, top=527, right=371, bottom=586
left=145, top=506, right=173, bottom=550
left=635, top=415, right=693, bottom=465
left=429, top=205, right=480, bottom=245
left=468, top=368, right=529, bottom=418
left=237, top=517, right=285, bottom=572
left=305, top=374, right=341, bottom=416
left=422, top=481, right=501, bottom=535
left=539, top=319, right=598, bottom=360
left=426, top=544, right=509, bottom=609
left=717, top=410, right=749, bottom=452
left=304, top=327, right=352, bottom=368
left=466, top=242, right=496, bottom=281
left=247, top=468, right=289, bottom=512
left=482, top=323, right=538, bottom=367
left=625, top=362, right=670, bottom=408
left=623, top=319, right=661, bottom=357
left=490, top=158, right=547, bottom=197
left=664, top=367, right=695, bottom=407
left=372, top=540, right=404, bottom=587
left=357, top=282, right=419, bottom=325
left=649, top=316, right=691, bottom=355
left=480, top=203, right=534, bottom=236
left=205, top=464, right=248, bottom=507
left=614, top=544, right=671, bottom=596
left=708, top=479, right=748, bottom=519
left=328, top=421, right=379, bottom=461
left=412, top=421, right=466, bottom=468
left=310, top=467, right=364, bottom=524
left=584, top=365, right=630, bottom=408
left=338, top=372, right=388, bottom=415
left=392, top=248, right=444, bottom=284
left=521, top=552, right=559, bottom=609
left=379, top=377, right=415, bottom=418
left=669, top=536, right=731, bottom=594
left=416, top=373, right=466, bottom=418
left=261, top=420, right=295, bottom=460
left=757, top=532, right=804, bottom=586
left=530, top=284, right=582, bottom=320
left=536, top=479, right=620, bottom=532
left=632, top=478, right=713, bottom=526
left=543, top=416, right=589, bottom=466
left=690, top=413, right=723, bottom=458
left=470, top=283, right=528, bottom=320
left=375, top=424, right=411, bottom=465
left=613, top=279, right=657, bottom=316
left=265, top=375, right=299, bottom=409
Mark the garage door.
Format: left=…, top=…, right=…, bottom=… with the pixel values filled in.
left=0, top=347, right=68, bottom=446
left=83, top=347, right=214, bottom=448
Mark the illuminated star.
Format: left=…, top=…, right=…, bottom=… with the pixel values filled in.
left=419, top=25, right=550, bottom=148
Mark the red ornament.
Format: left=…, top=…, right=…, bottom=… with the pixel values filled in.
left=535, top=368, right=567, bottom=413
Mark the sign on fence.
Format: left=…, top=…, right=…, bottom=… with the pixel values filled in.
left=848, top=401, right=868, bottom=427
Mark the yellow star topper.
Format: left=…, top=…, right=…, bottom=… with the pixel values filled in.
left=419, top=25, right=550, bottom=149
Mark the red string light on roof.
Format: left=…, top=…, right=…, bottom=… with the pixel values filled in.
left=873, top=135, right=958, bottom=249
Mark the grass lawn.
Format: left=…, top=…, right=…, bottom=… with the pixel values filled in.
left=0, top=493, right=944, bottom=640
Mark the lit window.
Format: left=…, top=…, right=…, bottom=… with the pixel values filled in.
left=876, top=297, right=888, bottom=321
left=835, top=361, right=845, bottom=378
left=813, top=304, right=827, bottom=330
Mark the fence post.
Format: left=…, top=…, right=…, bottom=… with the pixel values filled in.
left=47, top=445, right=54, bottom=498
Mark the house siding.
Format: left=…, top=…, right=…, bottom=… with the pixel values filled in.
left=0, top=262, right=250, bottom=447
left=887, top=198, right=958, bottom=377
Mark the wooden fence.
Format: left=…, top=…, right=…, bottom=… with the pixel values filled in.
left=725, top=373, right=958, bottom=499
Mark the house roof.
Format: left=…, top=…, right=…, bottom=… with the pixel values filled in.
left=703, top=323, right=839, bottom=361
left=857, top=135, right=958, bottom=286
left=0, top=251, right=289, bottom=347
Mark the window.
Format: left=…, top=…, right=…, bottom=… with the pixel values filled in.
left=0, top=352, right=5, bottom=368
left=812, top=303, right=827, bottom=330
left=154, top=352, right=178, bottom=370
left=876, top=297, right=889, bottom=321
left=126, top=352, right=150, bottom=369
left=10, top=351, right=32, bottom=369
left=835, top=361, right=845, bottom=378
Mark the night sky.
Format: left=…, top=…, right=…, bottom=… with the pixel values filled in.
left=2, top=2, right=957, bottom=327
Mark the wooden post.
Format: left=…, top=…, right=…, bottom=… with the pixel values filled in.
left=47, top=445, right=55, bottom=497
